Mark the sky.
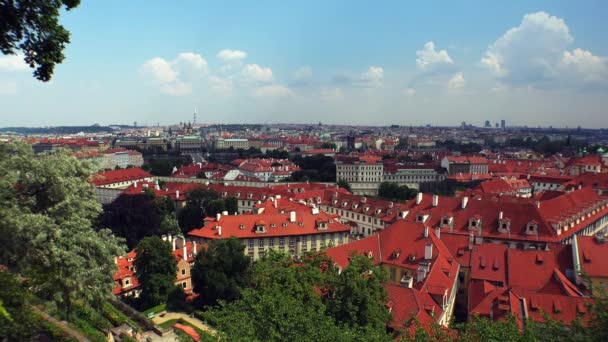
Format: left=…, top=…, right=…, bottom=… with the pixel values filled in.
left=1, top=1, right=608, bottom=128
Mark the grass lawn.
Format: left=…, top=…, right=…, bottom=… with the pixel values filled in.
left=142, top=303, right=166, bottom=317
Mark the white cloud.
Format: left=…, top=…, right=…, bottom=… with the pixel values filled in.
left=294, top=66, right=313, bottom=80
left=357, top=66, right=384, bottom=87
left=447, top=72, right=465, bottom=90
left=140, top=57, right=178, bottom=83
left=403, top=87, right=416, bottom=97
left=416, top=41, right=453, bottom=70
left=253, top=84, right=293, bottom=97
left=140, top=52, right=208, bottom=96
left=217, top=49, right=247, bottom=62
left=209, top=75, right=233, bottom=93
left=0, top=54, right=28, bottom=72
left=242, top=64, right=273, bottom=82
left=481, top=11, right=608, bottom=88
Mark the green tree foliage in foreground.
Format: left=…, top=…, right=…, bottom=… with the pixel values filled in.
left=0, top=143, right=124, bottom=319
left=134, top=236, right=177, bottom=309
left=0, top=0, right=80, bottom=81
left=178, top=188, right=238, bottom=233
left=0, top=271, right=37, bottom=340
left=191, top=237, right=251, bottom=307
left=202, top=251, right=393, bottom=341
left=378, top=182, right=419, bottom=201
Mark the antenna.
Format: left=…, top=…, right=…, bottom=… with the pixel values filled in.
left=193, top=107, right=197, bottom=125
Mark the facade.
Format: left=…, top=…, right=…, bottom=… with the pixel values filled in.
left=100, top=149, right=144, bottom=170
left=383, top=162, right=446, bottom=189
left=441, top=156, right=489, bottom=175
left=335, top=156, right=384, bottom=195
left=213, top=138, right=249, bottom=150
left=188, top=200, right=351, bottom=261
left=91, top=168, right=153, bottom=189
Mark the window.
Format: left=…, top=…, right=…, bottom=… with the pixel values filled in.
left=248, top=239, right=254, bottom=248
left=279, top=237, right=285, bottom=247
left=390, top=268, right=396, bottom=281
left=259, top=239, right=265, bottom=248
left=181, top=269, right=186, bottom=276
left=182, top=282, right=187, bottom=289
left=269, top=239, right=275, bottom=247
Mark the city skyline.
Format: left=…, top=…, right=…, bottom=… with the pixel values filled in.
left=1, top=1, right=607, bottom=128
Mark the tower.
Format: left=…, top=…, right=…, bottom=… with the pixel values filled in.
left=193, top=107, right=197, bottom=125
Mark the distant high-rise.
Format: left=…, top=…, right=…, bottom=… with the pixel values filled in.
left=134, top=121, right=137, bottom=128
left=501, top=120, right=506, bottom=129
left=495, top=123, right=499, bottom=128
left=484, top=120, right=491, bottom=128
left=193, top=107, right=197, bottom=125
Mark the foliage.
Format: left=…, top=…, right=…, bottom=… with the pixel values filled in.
left=134, top=236, right=177, bottom=308
left=0, top=271, right=37, bottom=339
left=326, top=254, right=392, bottom=329
left=0, top=143, right=124, bottom=319
left=378, top=182, right=418, bottom=201
left=289, top=155, right=336, bottom=182
left=99, top=193, right=173, bottom=249
left=321, top=142, right=337, bottom=150
left=178, top=189, right=237, bottom=233
left=337, top=179, right=352, bottom=192
left=205, top=251, right=392, bottom=341
left=0, top=0, right=80, bottom=81
left=191, top=237, right=251, bottom=307
left=167, top=286, right=191, bottom=312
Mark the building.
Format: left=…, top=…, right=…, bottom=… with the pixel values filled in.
left=176, top=135, right=204, bottom=152
left=99, top=148, right=144, bottom=170
left=335, top=156, right=384, bottom=195
left=91, top=168, right=153, bottom=189
left=188, top=199, right=351, bottom=261
left=326, top=221, right=459, bottom=327
left=441, top=156, right=489, bottom=175
left=572, top=234, right=608, bottom=292
left=213, top=138, right=249, bottom=150
left=383, top=162, right=446, bottom=189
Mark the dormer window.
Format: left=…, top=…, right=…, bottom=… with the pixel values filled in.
left=364, top=206, right=370, bottom=212
left=239, top=224, right=246, bottom=230
left=526, top=221, right=538, bottom=235
left=352, top=204, right=358, bottom=210
left=270, top=223, right=276, bottom=228
left=342, top=202, right=348, bottom=207
left=282, top=222, right=288, bottom=227
left=255, top=223, right=266, bottom=234
left=316, top=197, right=322, bottom=203
left=298, top=221, right=305, bottom=227
left=498, top=218, right=511, bottom=233
left=468, top=216, right=482, bottom=230
left=332, top=199, right=338, bottom=205
left=316, top=221, right=328, bottom=230
left=247, top=193, right=253, bottom=199
left=235, top=192, right=241, bottom=198
left=222, top=192, right=227, bottom=197
left=375, top=209, right=382, bottom=215
left=391, top=248, right=401, bottom=259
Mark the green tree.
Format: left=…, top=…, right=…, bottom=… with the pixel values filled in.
left=378, top=182, right=418, bottom=201
left=0, top=143, right=124, bottom=319
left=321, top=142, right=337, bottom=150
left=0, top=0, right=80, bottom=81
left=191, top=237, right=250, bottom=307
left=224, top=197, right=239, bottom=215
left=178, top=188, right=219, bottom=232
left=337, top=179, right=352, bottom=192
left=326, top=254, right=391, bottom=329
left=0, top=271, right=37, bottom=340
left=134, top=236, right=177, bottom=309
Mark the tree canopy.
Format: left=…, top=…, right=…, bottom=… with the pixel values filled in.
left=0, top=143, right=124, bottom=319
left=378, top=182, right=418, bottom=202
left=134, top=236, right=177, bottom=309
left=0, top=0, right=80, bottom=81
left=191, top=237, right=251, bottom=307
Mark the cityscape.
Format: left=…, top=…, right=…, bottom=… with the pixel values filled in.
left=1, top=1, right=608, bottom=342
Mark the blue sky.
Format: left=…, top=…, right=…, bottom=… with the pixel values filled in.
left=1, top=1, right=607, bottom=127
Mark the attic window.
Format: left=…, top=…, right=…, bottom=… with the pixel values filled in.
left=526, top=221, right=538, bottom=235
left=239, top=224, right=245, bottom=230
left=329, top=219, right=334, bottom=223
left=247, top=193, right=253, bottom=199
left=298, top=221, right=304, bottom=227
left=255, top=224, right=266, bottom=234
left=391, top=249, right=401, bottom=259
left=222, top=192, right=227, bottom=197
left=375, top=209, right=382, bottom=214
left=282, top=222, right=288, bottom=227
left=235, top=192, right=241, bottom=197
left=270, top=223, right=276, bottom=228
left=442, top=218, right=449, bottom=225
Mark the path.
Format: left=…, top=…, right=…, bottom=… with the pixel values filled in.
left=152, top=311, right=217, bottom=336
left=30, top=305, right=90, bottom=342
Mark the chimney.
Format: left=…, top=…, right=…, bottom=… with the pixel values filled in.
left=416, top=192, right=423, bottom=205
left=216, top=213, right=221, bottom=221
left=432, top=195, right=439, bottom=207
left=134, top=180, right=138, bottom=188
left=176, top=190, right=180, bottom=199
left=217, top=226, right=222, bottom=236
left=193, top=241, right=197, bottom=255
left=183, top=245, right=187, bottom=261
left=435, top=227, right=441, bottom=239
left=222, top=211, right=228, bottom=216
left=425, top=243, right=433, bottom=260
left=424, top=226, right=429, bottom=238
left=499, top=211, right=503, bottom=220
left=416, top=266, right=427, bottom=283
left=468, top=232, right=474, bottom=250
left=462, top=196, right=469, bottom=209
left=535, top=201, right=541, bottom=209
left=290, top=211, right=297, bottom=223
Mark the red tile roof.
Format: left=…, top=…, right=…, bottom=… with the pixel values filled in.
left=91, top=168, right=152, bottom=186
